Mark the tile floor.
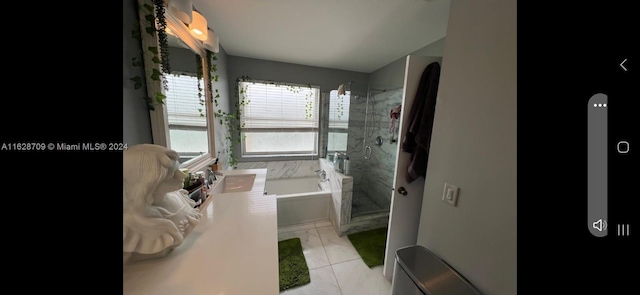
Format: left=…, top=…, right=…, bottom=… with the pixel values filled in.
left=278, top=220, right=392, bottom=295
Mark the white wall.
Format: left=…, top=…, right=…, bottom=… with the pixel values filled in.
left=416, top=0, right=516, bottom=295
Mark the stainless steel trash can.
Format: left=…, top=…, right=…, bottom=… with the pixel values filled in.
left=391, top=245, right=482, bottom=295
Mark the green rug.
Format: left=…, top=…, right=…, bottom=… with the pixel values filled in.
left=278, top=238, right=310, bottom=291
left=347, top=227, right=388, bottom=268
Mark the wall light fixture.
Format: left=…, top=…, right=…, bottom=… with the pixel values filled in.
left=167, top=0, right=193, bottom=25
left=203, top=29, right=219, bottom=53
left=188, top=10, right=208, bottom=41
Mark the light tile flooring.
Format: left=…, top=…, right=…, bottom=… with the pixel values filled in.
left=278, top=220, right=392, bottom=295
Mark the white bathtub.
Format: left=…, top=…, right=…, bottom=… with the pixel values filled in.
left=265, top=177, right=331, bottom=227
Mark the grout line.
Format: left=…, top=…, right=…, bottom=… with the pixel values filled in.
left=330, top=257, right=362, bottom=266
left=310, top=227, right=331, bottom=270
left=330, top=263, right=345, bottom=295
left=315, top=226, right=332, bottom=269
left=316, top=222, right=344, bottom=295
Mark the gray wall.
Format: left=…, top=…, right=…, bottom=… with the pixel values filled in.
left=416, top=0, right=516, bottom=295
left=123, top=0, right=152, bottom=146
left=410, top=37, right=446, bottom=57
left=169, top=46, right=199, bottom=73
left=369, top=37, right=446, bottom=91
left=227, top=56, right=370, bottom=96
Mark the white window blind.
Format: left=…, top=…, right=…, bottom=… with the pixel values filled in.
left=239, top=81, right=320, bottom=156
left=240, top=81, right=319, bottom=129
left=165, top=74, right=206, bottom=127
left=329, top=90, right=350, bottom=129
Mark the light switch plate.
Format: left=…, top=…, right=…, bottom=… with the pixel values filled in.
left=442, top=183, right=459, bottom=206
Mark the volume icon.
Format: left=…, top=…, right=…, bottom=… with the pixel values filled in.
left=593, top=219, right=607, bottom=232
left=617, top=224, right=630, bottom=236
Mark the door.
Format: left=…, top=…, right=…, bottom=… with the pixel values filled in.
left=383, top=55, right=442, bottom=280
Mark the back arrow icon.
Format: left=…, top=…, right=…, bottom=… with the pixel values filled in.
left=620, top=58, right=628, bottom=71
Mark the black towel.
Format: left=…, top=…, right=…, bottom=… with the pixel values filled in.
left=401, top=62, right=441, bottom=183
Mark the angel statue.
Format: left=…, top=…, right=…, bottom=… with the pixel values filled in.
left=123, top=144, right=201, bottom=264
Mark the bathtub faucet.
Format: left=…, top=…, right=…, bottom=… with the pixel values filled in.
left=314, top=169, right=328, bottom=181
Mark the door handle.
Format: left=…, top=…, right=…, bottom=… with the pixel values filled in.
left=397, top=187, right=407, bottom=195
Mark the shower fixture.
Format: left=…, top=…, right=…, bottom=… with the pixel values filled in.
left=375, top=136, right=383, bottom=146
left=364, top=145, right=372, bottom=159
left=363, top=84, right=379, bottom=160
left=338, top=81, right=353, bottom=95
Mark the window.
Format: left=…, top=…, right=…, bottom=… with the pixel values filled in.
left=239, top=80, right=320, bottom=157
left=165, top=73, right=209, bottom=163
left=327, top=89, right=350, bottom=152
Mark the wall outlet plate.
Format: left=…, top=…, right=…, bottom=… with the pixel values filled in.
left=442, top=183, right=459, bottom=206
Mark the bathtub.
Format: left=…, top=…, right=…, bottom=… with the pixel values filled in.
left=265, top=177, right=331, bottom=227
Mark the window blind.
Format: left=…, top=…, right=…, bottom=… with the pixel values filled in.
left=240, top=81, right=319, bottom=129
left=329, top=90, right=350, bottom=129
left=165, top=74, right=206, bottom=127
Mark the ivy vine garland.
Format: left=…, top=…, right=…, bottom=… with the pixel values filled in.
left=285, top=84, right=315, bottom=119
left=209, top=51, right=220, bottom=106
left=129, top=0, right=171, bottom=110
left=215, top=75, right=250, bottom=169
left=152, top=0, right=171, bottom=77
left=196, top=54, right=204, bottom=117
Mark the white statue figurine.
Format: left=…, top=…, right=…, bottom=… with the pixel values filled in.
left=123, top=144, right=202, bottom=264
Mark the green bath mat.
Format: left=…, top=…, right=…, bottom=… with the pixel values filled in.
left=347, top=227, right=388, bottom=268
left=278, top=238, right=311, bottom=291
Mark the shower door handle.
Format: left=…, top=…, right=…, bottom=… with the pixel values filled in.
left=364, top=145, right=372, bottom=159
left=397, top=187, right=407, bottom=195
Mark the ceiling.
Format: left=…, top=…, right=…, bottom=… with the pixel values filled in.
left=189, top=0, right=451, bottom=73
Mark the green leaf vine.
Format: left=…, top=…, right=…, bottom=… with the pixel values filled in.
left=286, top=84, right=315, bottom=119
left=196, top=54, right=205, bottom=117
left=337, top=93, right=345, bottom=120
left=129, top=0, right=171, bottom=111
left=214, top=75, right=250, bottom=169
left=208, top=51, right=220, bottom=107
left=152, top=0, right=171, bottom=77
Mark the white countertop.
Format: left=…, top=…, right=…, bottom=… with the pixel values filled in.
left=123, top=168, right=279, bottom=295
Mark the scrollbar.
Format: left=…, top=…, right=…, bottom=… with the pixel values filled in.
left=588, top=93, right=607, bottom=237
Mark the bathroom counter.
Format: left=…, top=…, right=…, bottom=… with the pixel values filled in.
left=123, top=168, right=280, bottom=295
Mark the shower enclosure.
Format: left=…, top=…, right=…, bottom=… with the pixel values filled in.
left=327, top=83, right=404, bottom=219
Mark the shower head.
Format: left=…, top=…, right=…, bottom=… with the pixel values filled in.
left=338, top=81, right=354, bottom=95
left=366, top=88, right=386, bottom=103
left=351, top=91, right=371, bottom=103
left=353, top=95, right=367, bottom=102
left=355, top=95, right=375, bottom=104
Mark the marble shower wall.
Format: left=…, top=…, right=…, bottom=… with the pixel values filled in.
left=345, top=88, right=403, bottom=210
left=236, top=160, right=320, bottom=179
